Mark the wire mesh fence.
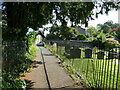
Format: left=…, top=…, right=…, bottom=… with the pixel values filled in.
left=2, top=41, right=26, bottom=72
left=45, top=40, right=120, bottom=89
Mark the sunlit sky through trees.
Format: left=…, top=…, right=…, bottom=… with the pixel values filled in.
left=88, top=9, right=118, bottom=27
left=28, top=9, right=119, bottom=37
left=43, top=9, right=118, bottom=28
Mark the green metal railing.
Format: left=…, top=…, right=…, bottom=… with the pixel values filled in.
left=45, top=40, right=120, bottom=89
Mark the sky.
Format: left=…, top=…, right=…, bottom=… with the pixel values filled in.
left=88, top=9, right=118, bottom=27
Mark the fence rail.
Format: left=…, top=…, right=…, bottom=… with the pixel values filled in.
left=45, top=40, right=120, bottom=89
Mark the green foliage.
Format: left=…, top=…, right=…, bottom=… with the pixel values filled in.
left=104, top=39, right=120, bottom=50
left=86, top=26, right=98, bottom=38
left=92, top=31, right=120, bottom=50
left=2, top=2, right=119, bottom=40
left=26, top=31, right=38, bottom=53
left=50, top=2, right=119, bottom=27
left=46, top=25, right=79, bottom=40
left=104, top=20, right=120, bottom=29
left=76, top=34, right=88, bottom=40
left=26, top=45, right=37, bottom=60
left=114, top=28, right=120, bottom=40
left=2, top=76, right=26, bottom=89
left=51, top=2, right=95, bottom=27
left=2, top=41, right=37, bottom=89
left=101, top=24, right=111, bottom=33
left=105, top=33, right=114, bottom=38
left=92, top=31, right=106, bottom=49
left=97, top=21, right=120, bottom=33
left=3, top=2, right=51, bottom=30
left=2, top=28, right=27, bottom=41
left=59, top=26, right=79, bottom=40
left=46, top=34, right=60, bottom=40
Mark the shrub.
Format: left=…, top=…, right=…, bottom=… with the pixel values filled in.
left=76, top=34, right=87, bottom=40
left=105, top=33, right=114, bottom=38
left=92, top=38, right=105, bottom=49
left=91, top=31, right=106, bottom=49
left=104, top=39, right=120, bottom=50
left=47, top=25, right=79, bottom=40
left=45, top=34, right=61, bottom=40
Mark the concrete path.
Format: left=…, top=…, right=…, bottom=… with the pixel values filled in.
left=21, top=46, right=85, bottom=89
left=21, top=47, right=48, bottom=88
left=41, top=46, right=75, bottom=88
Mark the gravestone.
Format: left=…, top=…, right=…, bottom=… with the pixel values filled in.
left=85, top=49, right=92, bottom=58
left=65, top=46, right=71, bottom=58
left=108, top=50, right=118, bottom=59
left=70, top=48, right=81, bottom=59
left=65, top=45, right=71, bottom=53
left=97, top=51, right=104, bottom=59
left=50, top=41, right=54, bottom=45
left=65, top=46, right=81, bottom=59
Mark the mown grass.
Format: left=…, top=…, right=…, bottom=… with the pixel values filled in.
left=46, top=44, right=120, bottom=89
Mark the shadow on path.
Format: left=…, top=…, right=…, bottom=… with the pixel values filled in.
left=31, top=61, right=43, bottom=68
left=43, top=54, right=53, bottom=56
left=25, top=79, right=35, bottom=88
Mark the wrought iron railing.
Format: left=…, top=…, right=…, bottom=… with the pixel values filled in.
left=45, top=40, right=120, bottom=89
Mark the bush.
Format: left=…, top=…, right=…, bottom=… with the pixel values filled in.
left=91, top=31, right=106, bottom=49
left=105, top=33, right=114, bottom=38
left=26, top=45, right=37, bottom=60
left=104, top=39, right=120, bottom=50
left=92, top=38, right=105, bottom=49
left=92, top=38, right=120, bottom=50
left=76, top=34, right=87, bottom=40
left=2, top=40, right=37, bottom=89
left=45, top=34, right=61, bottom=40
left=47, top=25, right=79, bottom=40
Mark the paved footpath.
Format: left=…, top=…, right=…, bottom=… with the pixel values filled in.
left=21, top=46, right=86, bottom=89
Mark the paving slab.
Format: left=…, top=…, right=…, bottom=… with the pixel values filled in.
left=21, top=46, right=86, bottom=89
left=20, top=47, right=48, bottom=88
left=40, top=46, right=75, bottom=88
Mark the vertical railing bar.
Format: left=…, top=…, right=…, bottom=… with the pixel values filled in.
left=112, top=48, right=117, bottom=89
left=80, top=47, right=84, bottom=81
left=93, top=49, right=99, bottom=88
left=96, top=48, right=99, bottom=88
left=100, top=49, right=105, bottom=88
left=105, top=50, right=110, bottom=89
left=78, top=47, right=80, bottom=76
left=93, top=47, right=97, bottom=88
left=103, top=49, right=106, bottom=89
left=116, top=48, right=120, bottom=89
left=95, top=48, right=97, bottom=88
left=109, top=58, right=113, bottom=89
left=86, top=57, right=89, bottom=80
left=97, top=48, right=100, bottom=88
left=99, top=49, right=103, bottom=88
left=91, top=58, right=96, bottom=88
left=60, top=46, right=62, bottom=58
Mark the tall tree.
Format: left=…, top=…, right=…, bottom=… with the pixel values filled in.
left=50, top=2, right=119, bottom=27
left=97, top=21, right=120, bottom=33
left=2, top=2, right=120, bottom=40
left=2, top=2, right=51, bottom=40
left=86, top=26, right=98, bottom=37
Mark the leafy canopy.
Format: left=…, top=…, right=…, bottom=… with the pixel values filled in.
left=2, top=2, right=120, bottom=40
